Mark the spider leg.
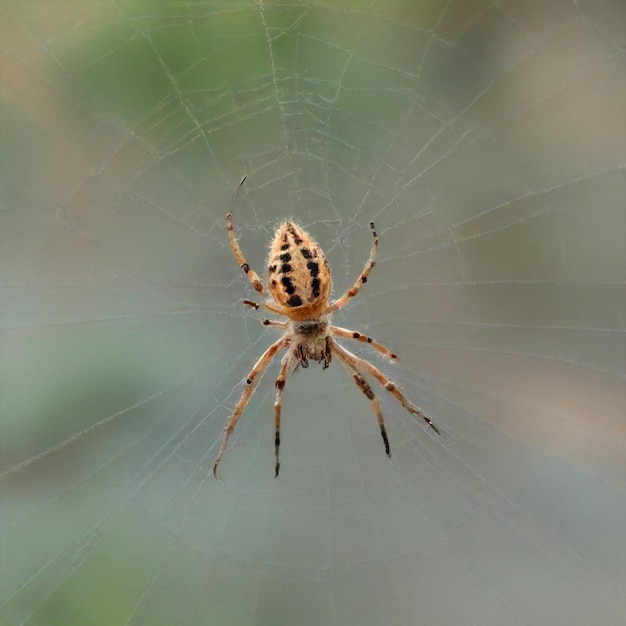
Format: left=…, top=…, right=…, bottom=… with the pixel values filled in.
left=333, top=345, right=390, bottom=455
left=213, top=337, right=286, bottom=478
left=273, top=354, right=293, bottom=477
left=261, top=319, right=288, bottom=329
left=227, top=191, right=265, bottom=294
left=243, top=299, right=285, bottom=316
left=331, top=325, right=398, bottom=362
left=325, top=222, right=378, bottom=314
left=333, top=341, right=440, bottom=435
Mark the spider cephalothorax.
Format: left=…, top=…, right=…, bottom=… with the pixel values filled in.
left=214, top=196, right=440, bottom=478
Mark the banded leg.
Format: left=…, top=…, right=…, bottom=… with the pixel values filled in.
left=333, top=341, right=440, bottom=435
left=213, top=337, right=286, bottom=478
left=243, top=299, right=285, bottom=315
left=325, top=222, right=378, bottom=314
left=334, top=348, right=390, bottom=455
left=331, top=326, right=397, bottom=362
left=227, top=181, right=265, bottom=294
left=273, top=355, right=292, bottom=477
left=261, top=319, right=288, bottom=329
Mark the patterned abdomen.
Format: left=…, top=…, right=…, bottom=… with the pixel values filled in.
left=267, top=222, right=331, bottom=321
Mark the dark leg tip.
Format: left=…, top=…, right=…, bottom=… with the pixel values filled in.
left=380, top=426, right=390, bottom=456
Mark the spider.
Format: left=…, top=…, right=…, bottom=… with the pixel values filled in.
left=213, top=188, right=440, bottom=478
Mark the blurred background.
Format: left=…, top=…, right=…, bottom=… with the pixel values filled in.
left=1, top=1, right=624, bottom=624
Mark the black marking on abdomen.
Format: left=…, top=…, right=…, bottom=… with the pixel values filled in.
left=306, top=261, right=319, bottom=277
left=269, top=264, right=277, bottom=273
left=281, top=276, right=296, bottom=294
left=300, top=248, right=312, bottom=259
left=280, top=263, right=292, bottom=273
left=286, top=294, right=303, bottom=307
left=311, top=277, right=321, bottom=298
left=280, top=252, right=291, bottom=262
left=280, top=243, right=290, bottom=250
left=288, top=225, right=303, bottom=244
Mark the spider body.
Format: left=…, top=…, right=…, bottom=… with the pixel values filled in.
left=215, top=201, right=440, bottom=478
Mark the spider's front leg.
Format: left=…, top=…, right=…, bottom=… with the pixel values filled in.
left=213, top=337, right=286, bottom=478
left=325, top=222, right=378, bottom=314
left=227, top=196, right=265, bottom=294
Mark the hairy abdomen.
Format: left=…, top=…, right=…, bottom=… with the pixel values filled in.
left=268, top=222, right=331, bottom=320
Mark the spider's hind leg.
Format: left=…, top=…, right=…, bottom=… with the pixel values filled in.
left=333, top=341, right=440, bottom=436
left=334, top=347, right=391, bottom=455
left=213, top=337, right=286, bottom=478
left=352, top=371, right=390, bottom=455
left=273, top=355, right=292, bottom=477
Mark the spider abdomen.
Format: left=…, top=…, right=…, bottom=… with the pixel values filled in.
left=268, top=221, right=331, bottom=321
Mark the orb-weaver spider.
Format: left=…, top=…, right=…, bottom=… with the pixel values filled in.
left=214, top=183, right=439, bottom=478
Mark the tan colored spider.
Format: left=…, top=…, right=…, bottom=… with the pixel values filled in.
left=214, top=187, right=440, bottom=478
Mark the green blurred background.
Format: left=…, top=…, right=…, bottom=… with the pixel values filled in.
left=1, top=1, right=624, bottom=625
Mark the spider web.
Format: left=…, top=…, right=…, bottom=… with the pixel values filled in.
left=1, top=1, right=625, bottom=624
